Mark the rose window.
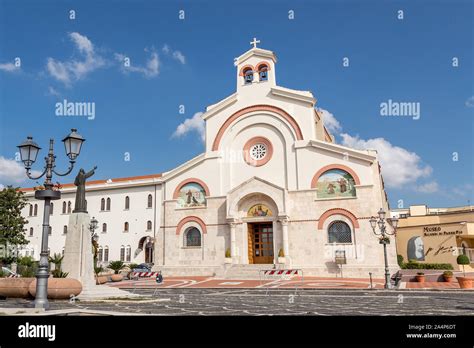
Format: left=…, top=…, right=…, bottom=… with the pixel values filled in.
left=249, top=143, right=267, bottom=160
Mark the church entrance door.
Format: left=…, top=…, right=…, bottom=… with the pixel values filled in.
left=248, top=222, right=274, bottom=264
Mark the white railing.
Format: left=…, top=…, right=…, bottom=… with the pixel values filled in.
left=457, top=248, right=474, bottom=263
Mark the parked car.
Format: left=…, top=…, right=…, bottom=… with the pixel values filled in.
left=1, top=266, right=19, bottom=278
left=132, top=263, right=152, bottom=273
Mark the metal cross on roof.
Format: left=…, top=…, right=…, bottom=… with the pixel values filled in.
left=250, top=37, right=260, bottom=49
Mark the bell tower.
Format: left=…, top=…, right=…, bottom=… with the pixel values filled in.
left=235, top=38, right=277, bottom=93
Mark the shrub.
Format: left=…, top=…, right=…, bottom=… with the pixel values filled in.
left=225, top=248, right=231, bottom=258
left=94, top=266, right=104, bottom=276
left=416, top=272, right=424, bottom=276
left=397, top=255, right=404, bottom=268
left=0, top=269, right=4, bottom=278
left=457, top=254, right=470, bottom=265
left=108, top=261, right=126, bottom=274
left=402, top=261, right=453, bottom=270
left=17, top=256, right=34, bottom=267
left=443, top=271, right=453, bottom=277
left=457, top=254, right=470, bottom=277
left=51, top=270, right=69, bottom=278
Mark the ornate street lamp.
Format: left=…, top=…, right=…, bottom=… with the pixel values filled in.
left=369, top=208, right=399, bottom=289
left=17, top=129, right=85, bottom=309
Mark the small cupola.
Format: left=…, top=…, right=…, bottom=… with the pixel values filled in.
left=235, top=38, right=277, bottom=92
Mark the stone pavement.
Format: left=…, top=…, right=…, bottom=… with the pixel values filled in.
left=1, top=288, right=473, bottom=316
left=107, top=275, right=470, bottom=290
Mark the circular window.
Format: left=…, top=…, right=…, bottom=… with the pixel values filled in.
left=250, top=143, right=267, bottom=160
left=243, top=137, right=273, bottom=167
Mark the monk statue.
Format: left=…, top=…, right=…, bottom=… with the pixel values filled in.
left=73, top=166, right=97, bottom=213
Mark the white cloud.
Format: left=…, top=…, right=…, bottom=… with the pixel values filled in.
left=317, top=108, right=341, bottom=134
left=162, top=44, right=186, bottom=65
left=172, top=51, right=186, bottom=65
left=46, top=32, right=105, bottom=86
left=0, top=62, right=19, bottom=72
left=172, top=112, right=205, bottom=142
left=115, top=49, right=160, bottom=78
left=465, top=96, right=474, bottom=108
left=340, top=133, right=432, bottom=188
left=415, top=181, right=439, bottom=193
left=0, top=156, right=40, bottom=187
left=47, top=86, right=61, bottom=97
left=452, top=183, right=474, bottom=197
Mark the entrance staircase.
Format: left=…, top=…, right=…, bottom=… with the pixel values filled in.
left=222, top=264, right=277, bottom=280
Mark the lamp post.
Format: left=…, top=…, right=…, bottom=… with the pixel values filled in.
left=369, top=208, right=399, bottom=289
left=17, top=129, right=85, bottom=309
left=90, top=217, right=99, bottom=267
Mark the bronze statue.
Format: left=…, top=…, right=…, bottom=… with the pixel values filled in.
left=73, top=166, right=97, bottom=213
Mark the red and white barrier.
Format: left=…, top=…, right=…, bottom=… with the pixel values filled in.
left=263, top=269, right=299, bottom=276
left=131, top=271, right=159, bottom=278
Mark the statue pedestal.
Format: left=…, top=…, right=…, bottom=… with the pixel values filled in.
left=62, top=212, right=142, bottom=300
left=62, top=213, right=96, bottom=290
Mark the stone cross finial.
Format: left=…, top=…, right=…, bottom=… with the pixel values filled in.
left=250, top=37, right=260, bottom=49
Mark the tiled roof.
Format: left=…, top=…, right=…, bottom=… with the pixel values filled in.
left=21, top=173, right=162, bottom=192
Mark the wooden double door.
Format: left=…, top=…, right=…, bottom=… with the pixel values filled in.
left=248, top=222, right=274, bottom=264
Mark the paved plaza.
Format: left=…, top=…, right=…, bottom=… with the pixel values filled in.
left=1, top=287, right=473, bottom=316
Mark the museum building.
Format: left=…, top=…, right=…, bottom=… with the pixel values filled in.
left=21, top=42, right=397, bottom=278
left=392, top=205, right=474, bottom=272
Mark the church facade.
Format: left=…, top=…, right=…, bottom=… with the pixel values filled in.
left=21, top=42, right=398, bottom=278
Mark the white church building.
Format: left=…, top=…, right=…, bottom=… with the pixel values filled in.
left=21, top=40, right=398, bottom=278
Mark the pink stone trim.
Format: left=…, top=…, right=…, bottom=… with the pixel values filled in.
left=212, top=105, right=303, bottom=151
left=243, top=136, right=273, bottom=167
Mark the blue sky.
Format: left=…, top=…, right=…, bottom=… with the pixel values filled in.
left=0, top=0, right=472, bottom=209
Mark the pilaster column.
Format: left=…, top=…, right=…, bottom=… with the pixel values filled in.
left=230, top=222, right=237, bottom=260
left=279, top=218, right=289, bottom=259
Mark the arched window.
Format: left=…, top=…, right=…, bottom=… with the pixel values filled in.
left=125, top=196, right=130, bottom=210
left=106, top=198, right=111, bottom=211
left=243, top=68, right=254, bottom=84
left=258, top=64, right=268, bottom=81
left=62, top=201, right=67, bottom=214
left=124, top=222, right=129, bottom=232
left=126, top=245, right=131, bottom=262
left=63, top=225, right=67, bottom=234
left=147, top=194, right=153, bottom=208
left=120, top=246, right=125, bottom=261
left=102, top=223, right=107, bottom=233
left=67, top=201, right=72, bottom=214
left=328, top=221, right=352, bottom=244
left=104, top=246, right=109, bottom=262
left=184, top=227, right=201, bottom=247
left=98, top=247, right=103, bottom=262
left=101, top=198, right=105, bottom=211
left=29, top=204, right=33, bottom=216
left=50, top=203, right=54, bottom=215
left=147, top=221, right=152, bottom=230
left=34, top=204, right=38, bottom=216
left=29, top=227, right=33, bottom=236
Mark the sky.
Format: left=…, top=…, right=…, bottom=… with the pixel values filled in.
left=0, top=0, right=473, bottom=209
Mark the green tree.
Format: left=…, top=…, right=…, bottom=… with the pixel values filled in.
left=0, top=186, right=29, bottom=265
